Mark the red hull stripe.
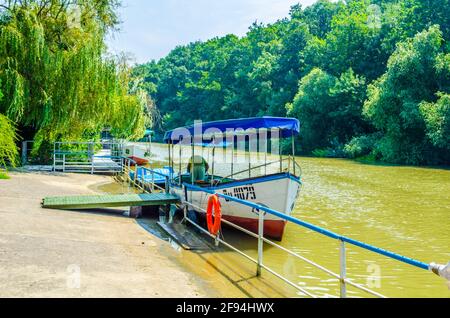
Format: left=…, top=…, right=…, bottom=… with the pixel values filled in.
left=222, top=215, right=287, bottom=241
left=129, top=156, right=149, bottom=165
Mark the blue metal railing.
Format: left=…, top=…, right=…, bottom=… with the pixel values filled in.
left=137, top=166, right=173, bottom=179
left=178, top=183, right=450, bottom=298
left=184, top=183, right=429, bottom=271
left=132, top=167, right=171, bottom=193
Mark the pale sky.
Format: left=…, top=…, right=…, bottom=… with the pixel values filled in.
left=107, top=0, right=319, bottom=64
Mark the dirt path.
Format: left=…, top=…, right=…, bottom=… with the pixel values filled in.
left=0, top=172, right=219, bottom=297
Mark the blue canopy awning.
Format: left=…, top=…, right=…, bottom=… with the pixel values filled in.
left=163, top=117, right=300, bottom=144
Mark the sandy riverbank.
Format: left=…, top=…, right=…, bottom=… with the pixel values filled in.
left=0, top=171, right=294, bottom=298
left=0, top=171, right=232, bottom=297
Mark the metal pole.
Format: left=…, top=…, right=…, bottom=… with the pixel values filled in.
left=62, top=154, right=66, bottom=173
left=53, top=142, right=56, bottom=172
left=151, top=171, right=155, bottom=192
left=191, top=137, right=195, bottom=185
left=340, top=239, right=347, bottom=298
left=264, top=138, right=267, bottom=176
left=211, top=136, right=216, bottom=186
left=231, top=138, right=234, bottom=178
left=292, top=133, right=296, bottom=176
left=288, top=156, right=291, bottom=174
left=248, top=136, right=251, bottom=179
left=127, top=160, right=131, bottom=185
left=171, top=141, right=175, bottom=183
left=279, top=135, right=283, bottom=173
left=165, top=176, right=169, bottom=194
left=168, top=141, right=172, bottom=181
left=91, top=153, right=94, bottom=175
left=179, top=143, right=182, bottom=186
left=22, top=141, right=27, bottom=166
left=207, top=144, right=210, bottom=165
left=257, top=209, right=264, bottom=276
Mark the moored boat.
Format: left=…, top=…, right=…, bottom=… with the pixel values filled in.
left=123, top=130, right=154, bottom=165
left=162, top=117, right=302, bottom=241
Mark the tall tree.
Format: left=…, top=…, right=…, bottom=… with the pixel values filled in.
left=288, top=68, right=368, bottom=152
left=134, top=0, right=450, bottom=165
left=364, top=25, right=450, bottom=164
left=0, top=1, right=146, bottom=155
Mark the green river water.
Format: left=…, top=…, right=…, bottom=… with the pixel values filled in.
left=136, top=143, right=450, bottom=298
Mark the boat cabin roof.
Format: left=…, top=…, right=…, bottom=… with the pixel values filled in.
left=163, top=116, right=300, bottom=144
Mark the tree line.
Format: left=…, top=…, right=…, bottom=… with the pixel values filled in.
left=134, top=0, right=450, bottom=166
left=0, top=0, right=148, bottom=166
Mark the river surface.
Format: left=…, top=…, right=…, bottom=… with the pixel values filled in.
left=131, top=142, right=450, bottom=298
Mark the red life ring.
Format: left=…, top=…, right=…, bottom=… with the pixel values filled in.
left=206, top=194, right=222, bottom=236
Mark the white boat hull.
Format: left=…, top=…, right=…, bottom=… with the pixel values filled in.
left=124, top=144, right=150, bottom=165
left=173, top=173, right=301, bottom=240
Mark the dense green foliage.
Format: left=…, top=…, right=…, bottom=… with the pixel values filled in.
left=0, top=79, right=18, bottom=168
left=364, top=25, right=450, bottom=164
left=0, top=0, right=147, bottom=162
left=288, top=68, right=369, bottom=153
left=0, top=113, right=18, bottom=168
left=135, top=0, right=450, bottom=165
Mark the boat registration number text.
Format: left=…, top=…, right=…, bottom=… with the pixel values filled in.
left=223, top=186, right=256, bottom=201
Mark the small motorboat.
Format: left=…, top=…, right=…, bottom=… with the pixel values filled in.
left=162, top=117, right=302, bottom=241
left=123, top=130, right=154, bottom=165
left=130, top=166, right=175, bottom=188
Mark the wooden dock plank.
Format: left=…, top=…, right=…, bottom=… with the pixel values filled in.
left=42, top=193, right=180, bottom=210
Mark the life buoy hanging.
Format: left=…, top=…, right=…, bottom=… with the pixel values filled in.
left=206, top=194, right=222, bottom=236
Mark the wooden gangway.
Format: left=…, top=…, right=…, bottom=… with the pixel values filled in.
left=42, top=193, right=180, bottom=210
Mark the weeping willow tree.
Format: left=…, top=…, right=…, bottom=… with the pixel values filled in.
left=0, top=80, right=18, bottom=169
left=0, top=1, right=146, bottom=160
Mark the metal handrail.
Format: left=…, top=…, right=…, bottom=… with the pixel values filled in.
left=183, top=183, right=446, bottom=298
left=54, top=153, right=134, bottom=175
left=54, top=141, right=123, bottom=145
left=183, top=201, right=318, bottom=298
left=131, top=167, right=170, bottom=193
left=139, top=166, right=173, bottom=179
